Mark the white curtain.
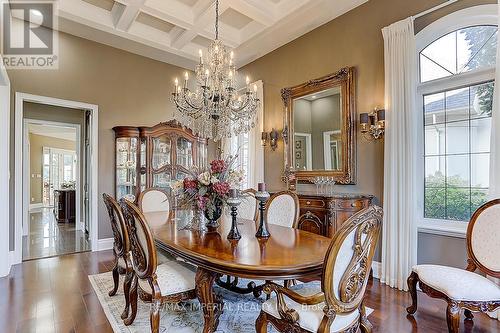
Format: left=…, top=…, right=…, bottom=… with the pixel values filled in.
left=487, top=1, right=500, bottom=321
left=380, top=17, right=418, bottom=291
left=222, top=80, right=264, bottom=189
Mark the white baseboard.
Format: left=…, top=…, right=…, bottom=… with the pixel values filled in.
left=97, top=238, right=114, bottom=251
left=0, top=251, right=16, bottom=277
left=371, top=261, right=381, bottom=279
left=29, top=203, right=44, bottom=210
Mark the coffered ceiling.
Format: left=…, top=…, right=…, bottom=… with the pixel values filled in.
left=53, top=0, right=368, bottom=68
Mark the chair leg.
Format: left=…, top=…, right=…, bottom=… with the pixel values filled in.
left=359, top=302, right=373, bottom=333
left=464, top=309, right=474, bottom=321
left=121, top=271, right=133, bottom=319
left=406, top=271, right=419, bottom=315
left=124, top=276, right=138, bottom=326
left=150, top=298, right=161, bottom=333
left=446, top=303, right=460, bottom=333
left=255, top=311, right=268, bottom=333
left=108, top=264, right=119, bottom=297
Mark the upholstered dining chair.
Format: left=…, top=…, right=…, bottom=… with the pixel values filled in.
left=407, top=198, right=500, bottom=333
left=238, top=188, right=259, bottom=221
left=256, top=205, right=383, bottom=333
left=119, top=198, right=197, bottom=333
left=265, top=190, right=300, bottom=228
left=138, top=188, right=172, bottom=214
left=102, top=193, right=130, bottom=302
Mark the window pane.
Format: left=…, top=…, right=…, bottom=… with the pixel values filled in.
left=471, top=188, right=489, bottom=215
left=446, top=187, right=470, bottom=221
left=470, top=82, right=494, bottom=119
left=470, top=117, right=491, bottom=153
left=447, top=155, right=469, bottom=187
left=424, top=93, right=445, bottom=125
left=471, top=153, right=489, bottom=188
left=446, top=120, right=469, bottom=154
left=425, top=188, right=446, bottom=219
left=420, top=55, right=453, bottom=82
left=425, top=156, right=445, bottom=187
left=425, top=124, right=445, bottom=155
left=446, top=88, right=469, bottom=122
left=420, top=25, right=498, bottom=82
left=459, top=26, right=498, bottom=72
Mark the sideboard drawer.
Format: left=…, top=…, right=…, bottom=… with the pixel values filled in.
left=299, top=198, right=326, bottom=209
left=334, top=198, right=368, bottom=211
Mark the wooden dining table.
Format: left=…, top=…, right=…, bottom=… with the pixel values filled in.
left=144, top=210, right=332, bottom=333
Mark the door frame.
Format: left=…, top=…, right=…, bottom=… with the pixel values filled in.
left=14, top=93, right=99, bottom=264
left=0, top=58, right=10, bottom=277
left=23, top=119, right=82, bottom=236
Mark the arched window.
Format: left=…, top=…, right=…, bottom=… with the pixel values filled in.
left=416, top=5, right=497, bottom=233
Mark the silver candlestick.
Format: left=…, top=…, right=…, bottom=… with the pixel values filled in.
left=255, top=183, right=271, bottom=239
left=227, top=192, right=242, bottom=240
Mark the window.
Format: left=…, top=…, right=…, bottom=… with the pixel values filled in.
left=228, top=132, right=250, bottom=189
left=418, top=19, right=497, bottom=225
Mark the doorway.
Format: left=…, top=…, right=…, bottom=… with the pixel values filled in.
left=14, top=93, right=99, bottom=264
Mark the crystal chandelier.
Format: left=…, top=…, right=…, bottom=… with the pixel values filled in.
left=171, top=0, right=259, bottom=141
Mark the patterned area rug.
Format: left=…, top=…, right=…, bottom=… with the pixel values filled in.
left=89, top=272, right=373, bottom=333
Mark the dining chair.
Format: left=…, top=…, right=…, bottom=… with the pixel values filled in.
left=238, top=188, right=259, bottom=221
left=256, top=205, right=383, bottom=333
left=119, top=198, right=197, bottom=333
left=265, top=190, right=300, bottom=228
left=407, top=198, right=500, bottom=333
left=102, top=194, right=130, bottom=297
left=138, top=188, right=172, bottom=214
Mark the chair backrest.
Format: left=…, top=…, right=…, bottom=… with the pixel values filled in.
left=467, top=198, right=500, bottom=278
left=322, top=206, right=382, bottom=314
left=138, top=188, right=171, bottom=213
left=103, top=193, right=129, bottom=257
left=238, top=188, right=259, bottom=221
left=120, top=198, right=157, bottom=279
left=265, top=191, right=299, bottom=228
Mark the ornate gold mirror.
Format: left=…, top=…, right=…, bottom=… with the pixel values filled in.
left=281, top=67, right=356, bottom=184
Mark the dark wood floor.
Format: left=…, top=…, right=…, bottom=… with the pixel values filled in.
left=1, top=250, right=499, bottom=333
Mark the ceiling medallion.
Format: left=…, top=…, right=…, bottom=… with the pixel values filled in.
left=171, top=0, right=259, bottom=141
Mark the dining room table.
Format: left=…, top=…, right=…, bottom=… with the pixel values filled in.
left=144, top=209, right=332, bottom=333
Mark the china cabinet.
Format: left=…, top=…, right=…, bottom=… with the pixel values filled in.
left=113, top=121, right=207, bottom=201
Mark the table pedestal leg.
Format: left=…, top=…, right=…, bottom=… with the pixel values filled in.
left=195, top=268, right=223, bottom=333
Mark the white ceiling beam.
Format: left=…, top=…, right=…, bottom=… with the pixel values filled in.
left=114, top=0, right=146, bottom=31
left=228, top=0, right=276, bottom=27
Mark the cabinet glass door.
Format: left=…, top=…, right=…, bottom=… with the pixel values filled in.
left=177, top=137, right=193, bottom=169
left=152, top=170, right=173, bottom=190
left=152, top=136, right=172, bottom=170
left=116, top=137, right=137, bottom=200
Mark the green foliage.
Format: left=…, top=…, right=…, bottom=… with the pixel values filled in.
left=425, top=172, right=488, bottom=221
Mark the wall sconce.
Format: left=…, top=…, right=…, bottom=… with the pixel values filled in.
left=261, top=129, right=280, bottom=151
left=360, top=108, right=385, bottom=140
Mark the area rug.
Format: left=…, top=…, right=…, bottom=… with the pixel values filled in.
left=89, top=272, right=373, bottom=333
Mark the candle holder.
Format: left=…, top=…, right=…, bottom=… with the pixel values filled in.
left=255, top=190, right=271, bottom=239
left=227, top=196, right=242, bottom=240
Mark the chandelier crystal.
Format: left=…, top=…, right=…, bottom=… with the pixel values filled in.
left=171, top=0, right=259, bottom=141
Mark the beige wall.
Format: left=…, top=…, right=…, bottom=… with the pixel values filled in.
left=29, top=134, right=76, bottom=204
left=8, top=30, right=193, bottom=249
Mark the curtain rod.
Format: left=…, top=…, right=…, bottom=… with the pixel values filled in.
left=413, top=0, right=459, bottom=20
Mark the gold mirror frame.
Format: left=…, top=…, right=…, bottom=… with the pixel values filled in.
left=281, top=67, right=356, bottom=185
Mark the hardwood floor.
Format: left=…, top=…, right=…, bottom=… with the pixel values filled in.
left=1, top=250, right=499, bottom=333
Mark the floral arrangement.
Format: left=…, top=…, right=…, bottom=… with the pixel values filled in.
left=172, top=155, right=245, bottom=220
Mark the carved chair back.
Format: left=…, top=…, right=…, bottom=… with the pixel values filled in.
left=322, top=205, right=382, bottom=314
left=103, top=193, right=129, bottom=257
left=265, top=190, right=300, bottom=228
left=466, top=198, right=500, bottom=278
left=239, top=188, right=259, bottom=221
left=138, top=188, right=171, bottom=214
left=120, top=198, right=158, bottom=280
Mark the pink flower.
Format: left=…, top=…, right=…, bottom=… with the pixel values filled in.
left=183, top=178, right=198, bottom=191
left=212, top=181, right=230, bottom=196
left=196, top=195, right=209, bottom=210
left=210, top=159, right=226, bottom=173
